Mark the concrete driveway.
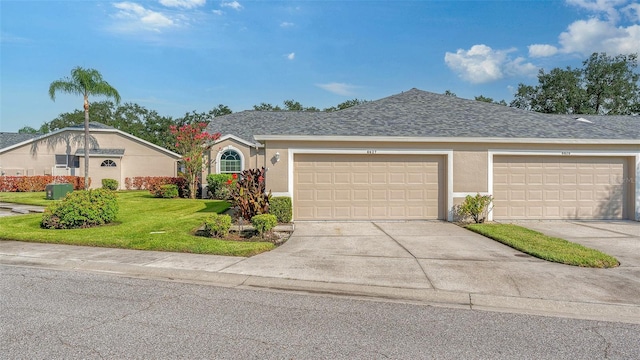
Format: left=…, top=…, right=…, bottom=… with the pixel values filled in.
left=220, top=221, right=640, bottom=306
left=508, top=220, right=640, bottom=267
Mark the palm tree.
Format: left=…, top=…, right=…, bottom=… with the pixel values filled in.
left=49, top=67, right=121, bottom=189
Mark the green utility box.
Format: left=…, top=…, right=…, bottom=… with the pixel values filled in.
left=45, top=183, right=73, bottom=200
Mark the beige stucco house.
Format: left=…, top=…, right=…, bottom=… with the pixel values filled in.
left=205, top=88, right=639, bottom=222
left=0, top=123, right=181, bottom=189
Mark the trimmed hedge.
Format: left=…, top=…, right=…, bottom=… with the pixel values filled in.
left=0, top=176, right=87, bottom=192
left=202, top=213, right=232, bottom=238
left=153, top=184, right=179, bottom=198
left=102, top=178, right=119, bottom=190
left=251, top=214, right=278, bottom=236
left=124, top=176, right=188, bottom=198
left=206, top=173, right=235, bottom=199
left=41, top=189, right=119, bottom=229
left=269, top=197, right=292, bottom=223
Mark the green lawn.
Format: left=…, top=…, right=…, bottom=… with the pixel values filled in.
left=0, top=191, right=275, bottom=257
left=466, top=223, right=619, bottom=268
left=0, top=191, right=53, bottom=206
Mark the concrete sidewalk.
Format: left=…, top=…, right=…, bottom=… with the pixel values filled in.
left=2, top=220, right=639, bottom=325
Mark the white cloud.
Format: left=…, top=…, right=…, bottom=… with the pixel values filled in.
left=623, top=2, right=640, bottom=22
left=212, top=9, right=223, bottom=15
left=221, top=1, right=242, bottom=10
left=558, top=17, right=640, bottom=55
left=280, top=21, right=294, bottom=28
left=159, top=0, right=206, bottom=9
left=287, top=52, right=295, bottom=60
left=316, top=83, right=359, bottom=96
left=566, top=0, right=625, bottom=21
left=444, top=44, right=537, bottom=84
left=541, top=0, right=640, bottom=56
left=528, top=44, right=559, bottom=57
left=112, top=2, right=175, bottom=32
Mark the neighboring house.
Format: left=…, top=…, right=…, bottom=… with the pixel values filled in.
left=0, top=122, right=181, bottom=189
left=205, top=88, right=639, bottom=222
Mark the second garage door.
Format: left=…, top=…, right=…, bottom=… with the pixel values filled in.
left=493, top=156, right=627, bottom=219
left=294, top=154, right=444, bottom=220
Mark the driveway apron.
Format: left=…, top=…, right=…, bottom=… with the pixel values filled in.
left=221, top=221, right=640, bottom=306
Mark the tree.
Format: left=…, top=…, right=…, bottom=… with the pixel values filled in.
left=18, top=126, right=38, bottom=134
left=443, top=90, right=457, bottom=97
left=510, top=52, right=640, bottom=115
left=49, top=67, right=121, bottom=189
left=211, top=104, right=232, bottom=117
left=323, top=98, right=368, bottom=112
left=253, top=103, right=282, bottom=111
left=583, top=53, right=640, bottom=115
left=170, top=123, right=221, bottom=199
left=474, top=95, right=507, bottom=106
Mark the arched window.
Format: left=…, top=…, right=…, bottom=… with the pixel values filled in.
left=101, top=160, right=117, bottom=167
left=219, top=150, right=241, bottom=173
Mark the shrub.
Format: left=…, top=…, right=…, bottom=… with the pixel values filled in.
left=102, top=178, right=119, bottom=190
left=124, top=176, right=188, bottom=197
left=41, top=189, right=119, bottom=229
left=0, top=176, right=86, bottom=192
left=206, top=173, right=235, bottom=200
left=251, top=214, right=277, bottom=237
left=153, top=184, right=179, bottom=198
left=457, top=193, right=493, bottom=223
left=269, top=197, right=292, bottom=223
left=202, top=213, right=232, bottom=238
left=230, top=168, right=271, bottom=221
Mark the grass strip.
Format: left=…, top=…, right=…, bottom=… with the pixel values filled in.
left=466, top=223, right=619, bottom=268
left=0, top=191, right=275, bottom=257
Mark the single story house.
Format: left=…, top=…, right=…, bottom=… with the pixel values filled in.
left=205, top=88, right=639, bottom=222
left=0, top=122, right=181, bottom=189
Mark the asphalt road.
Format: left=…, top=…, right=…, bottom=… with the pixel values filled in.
left=2, top=265, right=639, bottom=359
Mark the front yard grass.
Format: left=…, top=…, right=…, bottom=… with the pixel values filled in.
left=466, top=223, right=619, bottom=268
left=0, top=191, right=275, bottom=257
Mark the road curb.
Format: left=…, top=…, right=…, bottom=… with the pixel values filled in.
left=2, top=252, right=639, bottom=325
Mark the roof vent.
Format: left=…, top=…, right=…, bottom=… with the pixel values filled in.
left=575, top=117, right=593, bottom=124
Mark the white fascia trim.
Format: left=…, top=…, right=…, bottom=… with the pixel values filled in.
left=487, top=149, right=640, bottom=221
left=214, top=134, right=260, bottom=148
left=254, top=135, right=639, bottom=145
left=287, top=148, right=455, bottom=222
left=1, top=127, right=182, bottom=159
left=214, top=144, right=245, bottom=174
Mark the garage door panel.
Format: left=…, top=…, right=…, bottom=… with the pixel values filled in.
left=294, top=154, right=443, bottom=220
left=494, top=156, right=626, bottom=220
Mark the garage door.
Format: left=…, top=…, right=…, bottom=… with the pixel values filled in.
left=294, top=154, right=444, bottom=220
left=493, top=156, right=627, bottom=219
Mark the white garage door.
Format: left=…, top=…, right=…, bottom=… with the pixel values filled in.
left=294, top=154, right=444, bottom=220
left=493, top=156, right=627, bottom=219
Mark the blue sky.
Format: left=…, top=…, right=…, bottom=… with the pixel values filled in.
left=1, top=0, right=639, bottom=132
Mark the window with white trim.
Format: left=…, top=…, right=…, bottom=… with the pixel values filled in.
left=55, top=155, right=80, bottom=168
left=219, top=150, right=242, bottom=173
left=101, top=160, right=117, bottom=167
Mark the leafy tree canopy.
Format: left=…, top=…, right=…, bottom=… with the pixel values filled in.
left=510, top=52, right=640, bottom=115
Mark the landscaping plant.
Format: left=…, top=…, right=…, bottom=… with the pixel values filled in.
left=41, top=188, right=119, bottom=229
left=230, top=167, right=271, bottom=220
left=102, top=178, right=118, bottom=190
left=203, top=213, right=232, bottom=238
left=206, top=173, right=235, bottom=200
left=251, top=214, right=277, bottom=237
left=269, top=196, right=292, bottom=223
left=170, top=123, right=221, bottom=199
left=457, top=193, right=493, bottom=223
left=153, top=184, right=179, bottom=198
